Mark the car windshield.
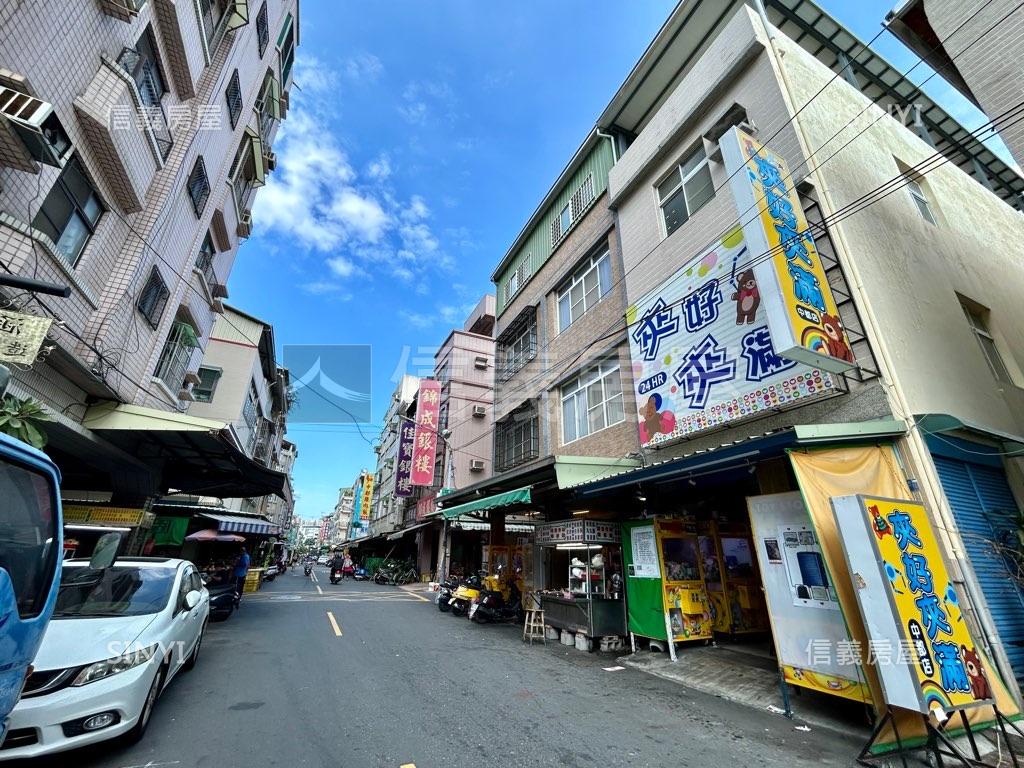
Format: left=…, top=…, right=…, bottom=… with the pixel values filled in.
left=53, top=566, right=176, bottom=618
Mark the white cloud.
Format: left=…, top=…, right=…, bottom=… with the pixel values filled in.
left=398, top=80, right=456, bottom=125
left=400, top=310, right=433, bottom=328
left=301, top=281, right=349, bottom=297
left=366, top=154, right=392, bottom=180
left=294, top=55, right=340, bottom=95
left=344, top=53, right=383, bottom=82
left=254, top=63, right=454, bottom=293
left=327, top=256, right=357, bottom=278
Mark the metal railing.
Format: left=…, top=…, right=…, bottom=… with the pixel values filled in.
left=256, top=100, right=276, bottom=145
left=195, top=247, right=217, bottom=290
left=154, top=321, right=196, bottom=394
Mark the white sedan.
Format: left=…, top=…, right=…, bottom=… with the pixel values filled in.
left=0, top=557, right=209, bottom=759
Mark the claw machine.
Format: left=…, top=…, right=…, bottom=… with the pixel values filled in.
left=623, top=518, right=712, bottom=660
left=698, top=519, right=768, bottom=636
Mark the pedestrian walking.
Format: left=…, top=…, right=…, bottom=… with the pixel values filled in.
left=233, top=546, right=251, bottom=600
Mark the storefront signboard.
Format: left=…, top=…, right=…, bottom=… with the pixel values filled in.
left=151, top=516, right=189, bottom=546
left=0, top=309, right=52, bottom=365
left=833, top=495, right=992, bottom=714
left=720, top=127, right=855, bottom=374
left=351, top=475, right=364, bottom=527
left=625, top=228, right=836, bottom=447
left=411, top=380, right=441, bottom=486
left=394, top=419, right=415, bottom=498
left=62, top=505, right=146, bottom=527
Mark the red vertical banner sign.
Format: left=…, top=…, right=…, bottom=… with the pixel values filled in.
left=411, top=380, right=441, bottom=486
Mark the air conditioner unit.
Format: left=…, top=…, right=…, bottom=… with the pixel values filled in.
left=474, top=356, right=488, bottom=369
left=280, top=91, right=290, bottom=116
left=264, top=151, right=277, bottom=171
left=0, top=86, right=72, bottom=168
left=211, top=298, right=225, bottom=314
left=470, top=459, right=485, bottom=472
left=211, top=282, right=229, bottom=299
left=237, top=211, right=253, bottom=238
left=184, top=371, right=202, bottom=387
left=472, top=404, right=487, bottom=418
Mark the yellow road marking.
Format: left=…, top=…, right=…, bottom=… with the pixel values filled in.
left=327, top=610, right=342, bottom=636
left=400, top=764, right=416, bottom=767
left=400, top=588, right=431, bottom=602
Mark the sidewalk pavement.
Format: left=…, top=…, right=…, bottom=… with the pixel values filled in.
left=618, top=645, right=873, bottom=738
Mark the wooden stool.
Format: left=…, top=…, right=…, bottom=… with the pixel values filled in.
left=523, top=608, right=546, bottom=644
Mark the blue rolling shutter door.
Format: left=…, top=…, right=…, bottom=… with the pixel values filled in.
left=932, top=455, right=1024, bottom=681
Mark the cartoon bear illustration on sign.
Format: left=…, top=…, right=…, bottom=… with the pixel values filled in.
left=962, top=645, right=992, bottom=701
left=731, top=269, right=759, bottom=325
left=820, top=313, right=855, bottom=363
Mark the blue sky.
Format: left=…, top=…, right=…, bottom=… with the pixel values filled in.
left=234, top=0, right=1010, bottom=524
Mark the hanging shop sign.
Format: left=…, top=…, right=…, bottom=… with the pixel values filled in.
left=351, top=475, right=364, bottom=527
left=0, top=309, right=52, bottom=365
left=410, top=379, right=441, bottom=486
left=394, top=419, right=415, bottom=498
left=833, top=495, right=993, bottom=714
left=748, top=492, right=873, bottom=704
left=720, top=127, right=855, bottom=374
left=150, top=516, right=189, bottom=546
left=625, top=228, right=836, bottom=448
left=359, top=473, right=374, bottom=522
left=535, top=519, right=621, bottom=546
left=62, top=505, right=146, bottom=527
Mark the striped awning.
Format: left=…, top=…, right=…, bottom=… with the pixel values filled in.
left=201, top=512, right=277, bottom=535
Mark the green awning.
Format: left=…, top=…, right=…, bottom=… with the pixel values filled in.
left=441, top=486, right=531, bottom=519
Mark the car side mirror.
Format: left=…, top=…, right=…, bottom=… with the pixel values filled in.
left=184, top=590, right=201, bottom=611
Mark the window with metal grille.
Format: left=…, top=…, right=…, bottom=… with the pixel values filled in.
left=657, top=143, right=714, bottom=238
left=256, top=2, right=269, bottom=57
left=557, top=249, right=612, bottom=332
left=195, top=232, right=217, bottom=287
left=32, top=155, right=104, bottom=264
left=502, top=255, right=532, bottom=306
left=494, top=406, right=539, bottom=472
left=136, top=267, right=169, bottom=328
left=550, top=174, right=595, bottom=247
left=243, top=380, right=261, bottom=434
left=560, top=359, right=624, bottom=444
left=187, top=157, right=210, bottom=216
left=497, top=310, right=537, bottom=381
left=225, top=69, right=242, bottom=129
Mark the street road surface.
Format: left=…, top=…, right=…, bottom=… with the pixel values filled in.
left=12, top=568, right=862, bottom=767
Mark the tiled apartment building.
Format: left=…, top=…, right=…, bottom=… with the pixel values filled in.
left=0, top=0, right=297, bottom=505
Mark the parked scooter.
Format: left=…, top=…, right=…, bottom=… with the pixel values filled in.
left=449, top=572, right=485, bottom=616
left=470, top=574, right=523, bottom=624
left=352, top=565, right=369, bottom=581
left=435, top=575, right=460, bottom=613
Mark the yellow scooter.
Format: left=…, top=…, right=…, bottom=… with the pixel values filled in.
left=449, top=572, right=485, bottom=616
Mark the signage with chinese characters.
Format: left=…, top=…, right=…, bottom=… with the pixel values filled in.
left=535, top=519, right=621, bottom=545
left=394, top=420, right=415, bottom=498
left=625, top=229, right=836, bottom=447
left=721, top=127, right=855, bottom=373
left=0, top=310, right=52, bottom=365
left=833, top=495, right=993, bottom=714
left=62, top=505, right=146, bottom=527
left=410, top=379, right=441, bottom=486
left=359, top=473, right=374, bottom=522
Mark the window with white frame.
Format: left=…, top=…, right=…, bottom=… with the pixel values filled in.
left=558, top=249, right=612, bottom=332
left=560, top=360, right=624, bottom=444
left=193, top=366, right=221, bottom=403
left=960, top=299, right=1013, bottom=385
left=905, top=175, right=936, bottom=225
left=657, top=144, right=715, bottom=237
